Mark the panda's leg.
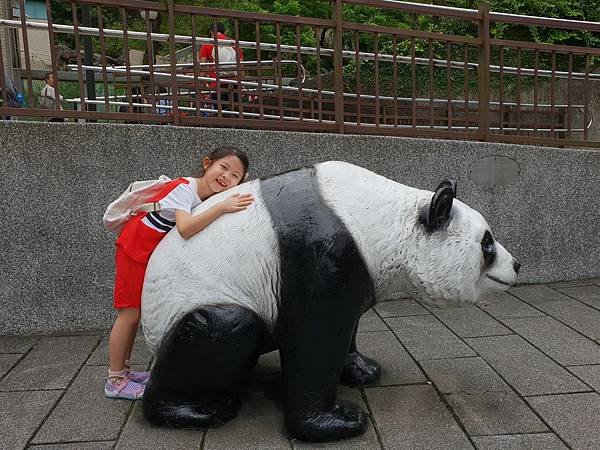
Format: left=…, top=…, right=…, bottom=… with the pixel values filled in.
left=341, top=320, right=382, bottom=386
left=142, top=304, right=264, bottom=428
left=278, top=259, right=372, bottom=441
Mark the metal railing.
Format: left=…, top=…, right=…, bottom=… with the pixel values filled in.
left=0, top=0, right=598, bottom=148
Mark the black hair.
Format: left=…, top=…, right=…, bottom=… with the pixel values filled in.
left=196, top=145, right=249, bottom=181
left=45, top=72, right=53, bottom=81
left=212, top=22, right=226, bottom=34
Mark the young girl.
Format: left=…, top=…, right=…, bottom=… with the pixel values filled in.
left=106, top=145, right=252, bottom=400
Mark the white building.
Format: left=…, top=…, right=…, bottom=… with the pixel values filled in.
left=1, top=0, right=51, bottom=76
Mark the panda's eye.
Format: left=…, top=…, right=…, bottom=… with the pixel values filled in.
left=481, top=230, right=496, bottom=266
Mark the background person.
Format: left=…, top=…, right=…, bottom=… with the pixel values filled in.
left=1, top=72, right=22, bottom=119
left=39, top=72, right=64, bottom=122
left=198, top=22, right=244, bottom=111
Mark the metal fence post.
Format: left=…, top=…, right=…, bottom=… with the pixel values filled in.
left=82, top=4, right=96, bottom=114
left=333, top=0, right=344, bottom=134
left=478, top=2, right=490, bottom=141
left=167, top=0, right=179, bottom=126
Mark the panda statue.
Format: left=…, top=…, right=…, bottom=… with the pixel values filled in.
left=141, top=161, right=519, bottom=442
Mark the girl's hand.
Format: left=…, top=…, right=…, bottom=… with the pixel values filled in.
left=219, top=193, right=254, bottom=213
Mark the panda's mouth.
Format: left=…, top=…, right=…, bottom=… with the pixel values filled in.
left=486, top=274, right=511, bottom=286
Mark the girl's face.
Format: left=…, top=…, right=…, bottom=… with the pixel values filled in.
left=202, top=155, right=245, bottom=193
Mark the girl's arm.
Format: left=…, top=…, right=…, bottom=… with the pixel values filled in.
left=175, top=193, right=253, bottom=240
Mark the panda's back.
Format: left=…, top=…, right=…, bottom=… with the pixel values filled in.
left=141, top=177, right=281, bottom=352
left=141, top=162, right=391, bottom=352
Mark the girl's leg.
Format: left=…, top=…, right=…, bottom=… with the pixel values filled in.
left=110, top=246, right=150, bottom=390
left=108, top=307, right=141, bottom=372
left=105, top=307, right=145, bottom=400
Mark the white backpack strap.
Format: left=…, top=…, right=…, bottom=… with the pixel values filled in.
left=130, top=201, right=161, bottom=215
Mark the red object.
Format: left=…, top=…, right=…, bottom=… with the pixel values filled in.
left=114, top=245, right=147, bottom=309
left=113, top=178, right=189, bottom=309
left=199, top=32, right=244, bottom=87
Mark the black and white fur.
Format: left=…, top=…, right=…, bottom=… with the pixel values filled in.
left=141, top=161, right=519, bottom=441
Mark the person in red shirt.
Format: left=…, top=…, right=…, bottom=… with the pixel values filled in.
left=198, top=22, right=244, bottom=111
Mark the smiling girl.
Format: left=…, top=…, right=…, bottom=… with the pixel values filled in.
left=106, top=146, right=252, bottom=400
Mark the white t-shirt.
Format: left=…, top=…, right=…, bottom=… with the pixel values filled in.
left=40, top=85, right=64, bottom=109
left=142, top=177, right=202, bottom=233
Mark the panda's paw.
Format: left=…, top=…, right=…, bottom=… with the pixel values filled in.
left=287, top=400, right=367, bottom=442
left=341, top=351, right=381, bottom=386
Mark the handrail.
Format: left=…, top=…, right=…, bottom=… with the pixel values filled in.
left=490, top=12, right=600, bottom=32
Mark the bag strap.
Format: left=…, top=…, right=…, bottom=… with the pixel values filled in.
left=130, top=201, right=161, bottom=215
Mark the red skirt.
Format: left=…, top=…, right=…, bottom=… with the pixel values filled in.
left=114, top=244, right=148, bottom=309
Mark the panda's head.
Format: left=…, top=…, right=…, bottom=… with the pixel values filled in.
left=405, top=179, right=520, bottom=307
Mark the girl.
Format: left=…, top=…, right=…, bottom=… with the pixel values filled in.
left=106, top=145, right=252, bottom=400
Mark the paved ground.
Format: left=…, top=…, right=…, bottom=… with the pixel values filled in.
left=3, top=280, right=600, bottom=449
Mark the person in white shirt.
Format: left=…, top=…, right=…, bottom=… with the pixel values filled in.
left=39, top=72, right=64, bottom=122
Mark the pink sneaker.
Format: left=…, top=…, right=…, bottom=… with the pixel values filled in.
left=104, top=376, right=145, bottom=400
left=126, top=368, right=150, bottom=385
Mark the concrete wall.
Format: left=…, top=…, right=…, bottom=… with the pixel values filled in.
left=1, top=121, right=599, bottom=335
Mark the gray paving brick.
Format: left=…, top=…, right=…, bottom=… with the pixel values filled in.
left=546, top=279, right=595, bottom=288
left=0, top=353, right=20, bottom=379
left=471, top=433, right=567, bottom=450
left=116, top=402, right=202, bottom=450
left=476, top=292, right=544, bottom=320
left=357, top=308, right=388, bottom=332
left=421, top=358, right=547, bottom=435
left=292, top=387, right=381, bottom=450
left=421, top=357, right=511, bottom=395
left=532, top=300, right=600, bottom=340
left=527, top=392, right=600, bottom=450
left=387, top=315, right=475, bottom=361
left=365, top=385, right=473, bottom=449
left=32, top=366, right=132, bottom=443
left=356, top=331, right=426, bottom=386
left=0, top=335, right=39, bottom=353
left=86, top=329, right=153, bottom=366
left=0, top=335, right=100, bottom=391
left=503, top=316, right=600, bottom=365
left=29, top=442, right=115, bottom=449
left=557, top=284, right=600, bottom=309
left=445, top=392, right=547, bottom=436
left=204, top=380, right=290, bottom=450
left=509, top=285, right=571, bottom=303
left=375, top=299, right=429, bottom=318
left=568, top=365, right=600, bottom=392
left=0, top=390, right=61, bottom=450
left=465, top=335, right=590, bottom=396
left=430, top=306, right=512, bottom=338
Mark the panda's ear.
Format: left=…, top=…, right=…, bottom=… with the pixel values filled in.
left=420, top=178, right=457, bottom=232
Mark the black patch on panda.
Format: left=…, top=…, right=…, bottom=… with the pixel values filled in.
left=481, top=230, right=496, bottom=267
left=142, top=304, right=265, bottom=428
left=260, top=167, right=374, bottom=439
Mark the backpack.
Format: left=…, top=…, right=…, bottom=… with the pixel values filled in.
left=103, top=175, right=172, bottom=235
left=38, top=86, right=56, bottom=109
left=212, top=45, right=238, bottom=77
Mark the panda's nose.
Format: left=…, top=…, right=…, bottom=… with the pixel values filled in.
left=513, top=260, right=521, bottom=274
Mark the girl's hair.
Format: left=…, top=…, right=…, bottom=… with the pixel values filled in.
left=196, top=145, right=249, bottom=179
